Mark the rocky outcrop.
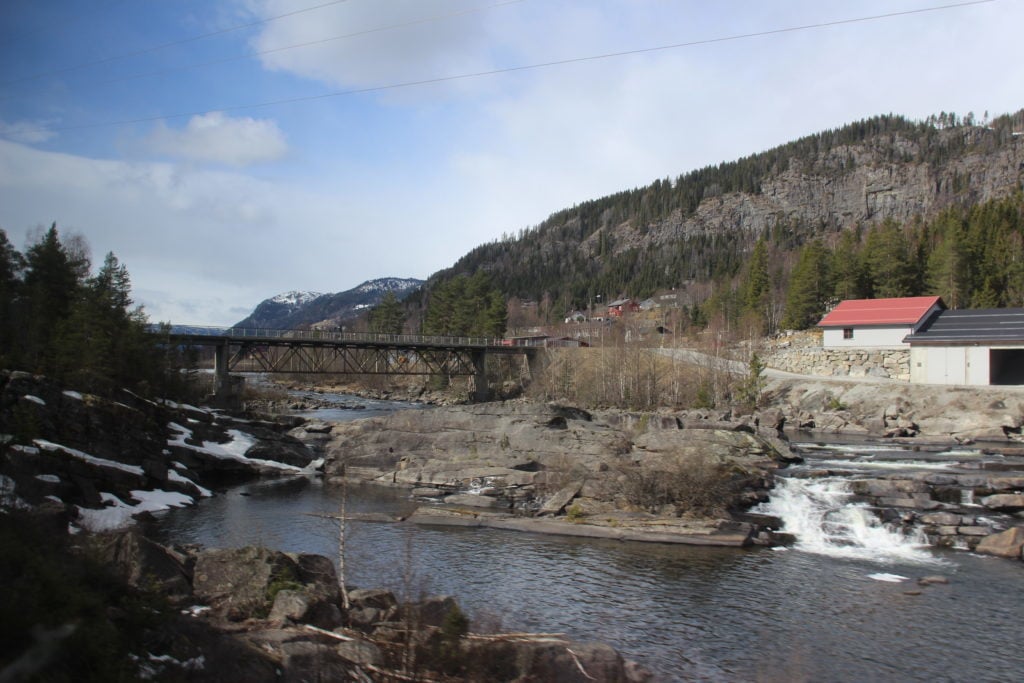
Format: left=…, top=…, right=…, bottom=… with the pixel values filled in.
left=0, top=370, right=319, bottom=529
left=764, top=374, right=1024, bottom=440
left=319, top=402, right=796, bottom=546
left=623, top=125, right=1024, bottom=253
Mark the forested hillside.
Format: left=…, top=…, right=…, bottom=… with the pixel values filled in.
left=421, top=109, right=1024, bottom=334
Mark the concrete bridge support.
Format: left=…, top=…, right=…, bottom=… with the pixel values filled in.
left=472, top=350, right=490, bottom=403
left=211, top=342, right=243, bottom=408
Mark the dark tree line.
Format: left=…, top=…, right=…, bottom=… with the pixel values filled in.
left=0, top=224, right=185, bottom=397
left=776, top=193, right=1024, bottom=330
left=420, top=272, right=507, bottom=338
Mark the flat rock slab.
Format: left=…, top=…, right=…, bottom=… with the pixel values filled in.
left=538, top=481, right=583, bottom=516
left=407, top=508, right=752, bottom=546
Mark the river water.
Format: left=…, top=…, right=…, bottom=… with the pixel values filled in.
left=145, top=398, right=1024, bottom=682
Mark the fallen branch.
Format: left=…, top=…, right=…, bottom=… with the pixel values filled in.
left=301, top=624, right=354, bottom=642
left=566, top=647, right=596, bottom=680
left=466, top=631, right=568, bottom=642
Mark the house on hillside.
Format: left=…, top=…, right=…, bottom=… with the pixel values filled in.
left=904, top=308, right=1024, bottom=385
left=564, top=310, right=587, bottom=323
left=817, top=296, right=944, bottom=348
left=607, top=298, right=640, bottom=317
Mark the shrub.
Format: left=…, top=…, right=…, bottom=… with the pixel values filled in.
left=615, top=454, right=737, bottom=518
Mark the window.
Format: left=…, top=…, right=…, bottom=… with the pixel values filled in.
left=843, top=328, right=854, bottom=340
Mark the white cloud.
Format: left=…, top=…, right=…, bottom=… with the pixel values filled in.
left=245, top=0, right=503, bottom=95
left=0, top=139, right=438, bottom=325
left=146, top=112, right=288, bottom=167
left=0, top=118, right=57, bottom=144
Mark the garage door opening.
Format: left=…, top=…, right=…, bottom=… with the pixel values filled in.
left=990, top=349, right=1024, bottom=385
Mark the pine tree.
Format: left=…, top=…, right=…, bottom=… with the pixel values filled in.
left=368, top=291, right=406, bottom=335
left=741, top=237, right=770, bottom=331
left=926, top=212, right=969, bottom=308
left=782, top=239, right=832, bottom=329
left=864, top=220, right=916, bottom=298
left=832, top=228, right=867, bottom=300
left=20, top=224, right=83, bottom=374
left=0, top=229, right=24, bottom=365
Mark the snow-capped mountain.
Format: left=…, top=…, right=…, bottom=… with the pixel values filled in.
left=270, top=290, right=323, bottom=307
left=233, top=278, right=422, bottom=330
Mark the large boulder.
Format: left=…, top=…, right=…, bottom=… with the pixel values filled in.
left=981, top=494, right=1024, bottom=512
left=88, top=530, right=193, bottom=600
left=974, top=526, right=1024, bottom=559
left=192, top=546, right=340, bottom=624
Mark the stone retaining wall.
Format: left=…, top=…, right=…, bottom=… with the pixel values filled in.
left=766, top=347, right=911, bottom=381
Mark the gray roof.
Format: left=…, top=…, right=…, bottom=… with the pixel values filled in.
left=904, top=308, right=1024, bottom=344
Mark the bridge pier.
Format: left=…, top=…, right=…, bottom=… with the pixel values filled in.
left=211, top=342, right=243, bottom=408
left=471, top=350, right=489, bottom=402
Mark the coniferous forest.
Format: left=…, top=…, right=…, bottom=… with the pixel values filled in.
left=0, top=224, right=187, bottom=398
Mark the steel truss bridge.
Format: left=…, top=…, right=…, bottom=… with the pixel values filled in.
left=157, top=327, right=542, bottom=401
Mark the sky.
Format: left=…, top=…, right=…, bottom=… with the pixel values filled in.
left=0, top=0, right=1021, bottom=326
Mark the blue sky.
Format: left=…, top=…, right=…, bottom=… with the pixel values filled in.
left=1, top=0, right=1021, bottom=325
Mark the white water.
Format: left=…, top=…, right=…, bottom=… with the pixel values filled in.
left=759, top=477, right=943, bottom=565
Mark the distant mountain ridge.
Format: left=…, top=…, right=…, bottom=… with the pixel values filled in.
left=234, top=277, right=423, bottom=330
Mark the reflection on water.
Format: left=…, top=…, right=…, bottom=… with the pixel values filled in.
left=145, top=478, right=1024, bottom=682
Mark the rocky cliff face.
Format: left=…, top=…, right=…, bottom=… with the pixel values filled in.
left=445, top=115, right=1024, bottom=304
left=626, top=127, right=1024, bottom=252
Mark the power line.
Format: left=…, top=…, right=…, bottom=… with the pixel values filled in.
left=0, top=0, right=524, bottom=98
left=1, top=0, right=356, bottom=86
left=34, top=0, right=1001, bottom=134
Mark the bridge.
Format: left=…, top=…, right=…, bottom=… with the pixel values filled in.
left=156, top=327, right=543, bottom=402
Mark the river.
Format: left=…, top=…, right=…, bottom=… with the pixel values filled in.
left=144, top=397, right=1024, bottom=682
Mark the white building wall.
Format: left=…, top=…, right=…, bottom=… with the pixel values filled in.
left=910, top=346, right=994, bottom=385
left=966, top=347, right=990, bottom=385
left=910, top=347, right=928, bottom=383
left=823, top=325, right=913, bottom=348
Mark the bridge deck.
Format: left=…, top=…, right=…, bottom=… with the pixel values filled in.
left=159, top=326, right=541, bottom=354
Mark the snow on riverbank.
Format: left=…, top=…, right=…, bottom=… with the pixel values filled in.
left=167, top=422, right=304, bottom=472
left=34, top=439, right=145, bottom=476
left=76, top=489, right=196, bottom=532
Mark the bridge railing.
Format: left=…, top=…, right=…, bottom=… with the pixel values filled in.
left=152, top=325, right=548, bottom=348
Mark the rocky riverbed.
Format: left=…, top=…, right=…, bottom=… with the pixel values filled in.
left=314, top=401, right=801, bottom=547
left=297, top=396, right=1024, bottom=562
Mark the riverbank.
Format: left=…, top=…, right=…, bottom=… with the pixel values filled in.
left=0, top=507, right=651, bottom=682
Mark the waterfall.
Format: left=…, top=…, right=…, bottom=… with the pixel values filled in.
left=760, top=477, right=941, bottom=565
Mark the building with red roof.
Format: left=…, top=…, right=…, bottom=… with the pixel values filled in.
left=817, top=296, right=944, bottom=349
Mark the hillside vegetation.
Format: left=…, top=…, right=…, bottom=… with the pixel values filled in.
left=414, top=109, right=1024, bottom=335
